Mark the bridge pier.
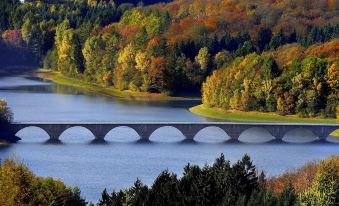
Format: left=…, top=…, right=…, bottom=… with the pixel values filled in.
left=181, top=138, right=196, bottom=144
left=43, top=127, right=65, bottom=142
left=136, top=138, right=151, bottom=143
left=271, top=134, right=285, bottom=143
left=181, top=133, right=196, bottom=141
left=225, top=138, right=239, bottom=143
left=134, top=127, right=153, bottom=141
left=310, top=127, right=332, bottom=141
left=87, top=125, right=112, bottom=141
left=220, top=125, right=247, bottom=142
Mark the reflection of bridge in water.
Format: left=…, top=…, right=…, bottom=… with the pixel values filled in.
left=11, top=122, right=339, bottom=143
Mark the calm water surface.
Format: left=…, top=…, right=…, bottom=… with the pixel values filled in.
left=0, top=76, right=338, bottom=202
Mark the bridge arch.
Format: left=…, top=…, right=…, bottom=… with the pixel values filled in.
left=238, top=127, right=275, bottom=143
left=104, top=126, right=140, bottom=142
left=15, top=126, right=51, bottom=142
left=282, top=127, right=318, bottom=143
left=194, top=126, right=230, bottom=143
left=149, top=126, right=186, bottom=143
left=58, top=126, right=96, bottom=143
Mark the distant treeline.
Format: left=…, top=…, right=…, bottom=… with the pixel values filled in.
left=1, top=154, right=338, bottom=206
left=0, top=0, right=338, bottom=106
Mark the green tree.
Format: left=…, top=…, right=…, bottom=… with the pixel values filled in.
left=135, top=27, right=148, bottom=50
left=0, top=159, right=86, bottom=206
left=0, top=98, right=14, bottom=141
left=135, top=51, right=151, bottom=72
left=214, top=50, right=232, bottom=69
left=21, top=18, right=32, bottom=45
left=195, top=47, right=210, bottom=72
left=55, top=19, right=70, bottom=51
left=270, top=29, right=285, bottom=49
left=262, top=55, right=279, bottom=79
left=57, top=29, right=84, bottom=77
left=299, top=157, right=339, bottom=206
left=102, top=32, right=119, bottom=71
left=83, top=35, right=105, bottom=82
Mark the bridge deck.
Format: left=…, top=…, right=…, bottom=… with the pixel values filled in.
left=10, top=121, right=339, bottom=142
left=12, top=122, right=339, bottom=126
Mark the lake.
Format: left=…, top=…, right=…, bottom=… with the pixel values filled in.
left=0, top=76, right=338, bottom=202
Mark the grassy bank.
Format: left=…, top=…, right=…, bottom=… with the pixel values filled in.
left=190, top=105, right=338, bottom=124
left=332, top=130, right=339, bottom=137
left=36, top=69, right=196, bottom=101
left=190, top=105, right=339, bottom=137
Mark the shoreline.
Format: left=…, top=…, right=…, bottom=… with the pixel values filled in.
left=36, top=69, right=200, bottom=101
left=190, top=104, right=338, bottom=123
left=190, top=105, right=339, bottom=137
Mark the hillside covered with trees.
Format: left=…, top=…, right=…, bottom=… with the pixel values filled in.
left=202, top=40, right=338, bottom=118
left=0, top=0, right=338, bottom=115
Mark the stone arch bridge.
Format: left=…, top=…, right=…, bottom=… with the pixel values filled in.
left=11, top=122, right=339, bottom=143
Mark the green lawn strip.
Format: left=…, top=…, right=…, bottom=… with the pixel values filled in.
left=36, top=69, right=196, bottom=101
left=331, top=130, right=339, bottom=137
left=190, top=105, right=337, bottom=124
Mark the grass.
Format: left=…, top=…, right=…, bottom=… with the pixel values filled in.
left=36, top=69, right=196, bottom=101
left=332, top=130, right=339, bottom=138
left=190, top=105, right=339, bottom=138
left=190, top=105, right=338, bottom=124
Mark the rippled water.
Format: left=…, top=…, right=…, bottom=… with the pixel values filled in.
left=0, top=76, right=338, bottom=202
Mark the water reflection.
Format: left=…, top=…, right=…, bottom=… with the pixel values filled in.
left=59, top=126, right=95, bottom=143
left=0, top=77, right=202, bottom=109
left=16, top=126, right=50, bottom=143
left=238, top=127, right=275, bottom=143
left=149, top=126, right=185, bottom=143
left=105, top=127, right=140, bottom=143
left=194, top=126, right=230, bottom=143
left=283, top=128, right=318, bottom=143
left=0, top=78, right=206, bottom=122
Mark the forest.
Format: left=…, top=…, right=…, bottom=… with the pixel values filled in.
left=0, top=0, right=338, bottom=116
left=202, top=40, right=339, bottom=118
left=0, top=154, right=338, bottom=206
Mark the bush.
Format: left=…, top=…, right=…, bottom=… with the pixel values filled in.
left=0, top=98, right=13, bottom=125
left=299, top=156, right=339, bottom=206
left=0, top=98, right=16, bottom=141
left=0, top=159, right=87, bottom=206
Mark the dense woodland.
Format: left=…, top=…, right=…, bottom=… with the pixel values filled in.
left=0, top=154, right=338, bottom=206
left=202, top=40, right=339, bottom=117
left=0, top=0, right=338, bottom=115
